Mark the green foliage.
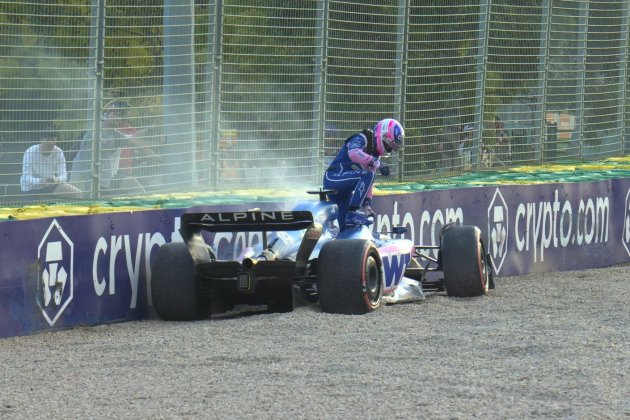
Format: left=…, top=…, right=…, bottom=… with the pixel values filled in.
left=0, top=1, right=92, bottom=144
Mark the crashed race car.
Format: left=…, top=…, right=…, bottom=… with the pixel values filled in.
left=151, top=190, right=495, bottom=320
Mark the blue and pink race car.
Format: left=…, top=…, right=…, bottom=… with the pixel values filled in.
left=151, top=190, right=495, bottom=320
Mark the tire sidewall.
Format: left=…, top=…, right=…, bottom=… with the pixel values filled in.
left=317, top=239, right=383, bottom=314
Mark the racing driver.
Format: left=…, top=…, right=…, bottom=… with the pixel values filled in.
left=323, top=118, right=404, bottom=230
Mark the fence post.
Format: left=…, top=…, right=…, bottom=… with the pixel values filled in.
left=209, top=0, right=223, bottom=189
left=315, top=0, right=329, bottom=183
left=395, top=0, right=409, bottom=182
left=89, top=0, right=105, bottom=200
left=576, top=1, right=589, bottom=161
left=618, top=3, right=629, bottom=155
left=538, top=0, right=552, bottom=164
left=473, top=0, right=490, bottom=171
left=163, top=0, right=196, bottom=188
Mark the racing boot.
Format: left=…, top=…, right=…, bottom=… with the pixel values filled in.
left=361, top=197, right=375, bottom=219
left=345, top=210, right=374, bottom=227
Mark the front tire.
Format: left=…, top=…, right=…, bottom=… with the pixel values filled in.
left=440, top=225, right=490, bottom=297
left=317, top=239, right=383, bottom=314
left=151, top=242, right=210, bottom=321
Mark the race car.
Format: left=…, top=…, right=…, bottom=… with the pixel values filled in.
left=150, top=190, right=495, bottom=320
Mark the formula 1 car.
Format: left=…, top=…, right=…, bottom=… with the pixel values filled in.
left=150, top=190, right=495, bottom=320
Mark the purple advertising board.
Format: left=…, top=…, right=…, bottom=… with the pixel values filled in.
left=1, top=179, right=629, bottom=338
left=371, top=179, right=630, bottom=276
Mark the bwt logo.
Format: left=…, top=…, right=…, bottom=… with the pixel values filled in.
left=37, top=219, right=74, bottom=326
left=488, top=188, right=508, bottom=274
left=381, top=251, right=411, bottom=289
left=623, top=188, right=630, bottom=257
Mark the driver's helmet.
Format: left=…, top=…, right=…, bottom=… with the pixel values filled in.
left=374, top=118, right=404, bottom=156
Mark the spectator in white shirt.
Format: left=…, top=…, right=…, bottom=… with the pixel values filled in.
left=21, top=127, right=83, bottom=199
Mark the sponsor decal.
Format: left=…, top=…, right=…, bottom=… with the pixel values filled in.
left=623, top=188, right=630, bottom=257
left=376, top=201, right=463, bottom=259
left=37, top=219, right=74, bottom=326
left=487, top=188, right=509, bottom=274
left=379, top=242, right=414, bottom=290
left=199, top=211, right=296, bottom=223
left=92, top=232, right=166, bottom=309
left=513, top=189, right=609, bottom=262
left=357, top=181, right=366, bottom=200
left=381, top=251, right=411, bottom=290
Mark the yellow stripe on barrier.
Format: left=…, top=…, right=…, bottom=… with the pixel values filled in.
left=2, top=156, right=630, bottom=221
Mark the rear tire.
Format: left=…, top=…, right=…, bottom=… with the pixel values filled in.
left=440, top=225, right=489, bottom=297
left=151, top=242, right=210, bottom=321
left=317, top=239, right=383, bottom=314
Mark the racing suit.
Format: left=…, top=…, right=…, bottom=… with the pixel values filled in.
left=323, top=129, right=386, bottom=230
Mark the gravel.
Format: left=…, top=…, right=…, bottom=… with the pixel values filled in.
left=0, top=265, right=628, bottom=419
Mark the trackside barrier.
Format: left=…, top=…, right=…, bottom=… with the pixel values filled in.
left=1, top=179, right=630, bottom=338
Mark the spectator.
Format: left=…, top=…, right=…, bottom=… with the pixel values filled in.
left=494, top=116, right=510, bottom=161
left=71, top=100, right=145, bottom=197
left=441, top=107, right=460, bottom=171
left=545, top=118, right=558, bottom=161
left=218, top=128, right=239, bottom=181
left=20, top=126, right=83, bottom=199
left=459, top=124, right=473, bottom=169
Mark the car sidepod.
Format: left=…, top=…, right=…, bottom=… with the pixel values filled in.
left=377, top=239, right=415, bottom=295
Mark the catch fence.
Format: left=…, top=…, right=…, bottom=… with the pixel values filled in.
left=0, top=0, right=628, bottom=204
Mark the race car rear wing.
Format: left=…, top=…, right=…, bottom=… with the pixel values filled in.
left=181, top=210, right=314, bottom=234
left=179, top=210, right=318, bottom=269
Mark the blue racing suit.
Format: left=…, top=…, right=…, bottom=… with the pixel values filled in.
left=323, top=131, right=385, bottom=230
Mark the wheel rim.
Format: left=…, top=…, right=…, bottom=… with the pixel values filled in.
left=365, top=254, right=381, bottom=305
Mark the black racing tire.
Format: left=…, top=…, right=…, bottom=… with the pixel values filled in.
left=151, top=242, right=210, bottom=321
left=440, top=225, right=490, bottom=297
left=317, top=239, right=383, bottom=314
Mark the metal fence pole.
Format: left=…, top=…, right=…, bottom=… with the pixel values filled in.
left=576, top=1, right=589, bottom=161
left=619, top=2, right=629, bottom=155
left=474, top=0, right=490, bottom=171
left=209, top=0, right=223, bottom=189
left=395, top=0, right=409, bottom=182
left=315, top=0, right=329, bottom=183
left=90, top=0, right=106, bottom=200
left=538, top=0, right=552, bottom=164
left=163, top=0, right=196, bottom=188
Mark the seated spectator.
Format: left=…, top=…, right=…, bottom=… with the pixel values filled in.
left=20, top=126, right=83, bottom=199
left=71, top=99, right=145, bottom=197
left=494, top=116, right=511, bottom=160
left=459, top=124, right=473, bottom=169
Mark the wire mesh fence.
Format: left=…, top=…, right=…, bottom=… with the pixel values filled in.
left=0, top=0, right=628, bottom=206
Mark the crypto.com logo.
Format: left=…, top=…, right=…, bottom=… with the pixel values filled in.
left=37, top=219, right=74, bottom=326
left=623, top=188, right=630, bottom=257
left=488, top=188, right=508, bottom=274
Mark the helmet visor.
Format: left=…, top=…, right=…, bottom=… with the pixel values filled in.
left=384, top=136, right=401, bottom=153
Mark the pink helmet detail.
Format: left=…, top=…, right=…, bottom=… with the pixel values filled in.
left=374, top=118, right=404, bottom=156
